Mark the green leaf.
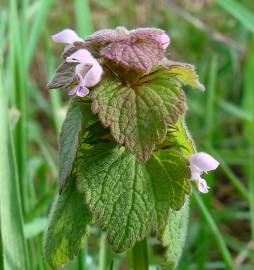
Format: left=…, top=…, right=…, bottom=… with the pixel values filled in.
left=91, top=72, right=186, bottom=161
left=58, top=97, right=88, bottom=191
left=175, top=117, right=196, bottom=156
left=44, top=176, right=92, bottom=269
left=165, top=61, right=204, bottom=91
left=158, top=118, right=194, bottom=270
left=159, top=201, right=189, bottom=270
left=77, top=143, right=190, bottom=252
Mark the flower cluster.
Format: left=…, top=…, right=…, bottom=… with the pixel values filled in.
left=52, top=30, right=103, bottom=97
left=51, top=27, right=171, bottom=97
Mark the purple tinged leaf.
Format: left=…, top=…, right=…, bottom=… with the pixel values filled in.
left=47, top=63, right=76, bottom=90
left=101, top=40, right=164, bottom=70
left=85, top=27, right=169, bottom=70
left=85, top=27, right=128, bottom=44
left=130, top=28, right=170, bottom=49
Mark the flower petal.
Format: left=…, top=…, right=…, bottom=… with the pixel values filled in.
left=83, top=62, right=103, bottom=87
left=76, top=85, right=89, bottom=97
left=188, top=152, right=219, bottom=173
left=67, top=49, right=103, bottom=87
left=189, top=164, right=202, bottom=180
left=75, top=63, right=93, bottom=82
left=52, top=29, right=83, bottom=44
left=197, top=178, right=209, bottom=193
left=66, top=49, right=94, bottom=64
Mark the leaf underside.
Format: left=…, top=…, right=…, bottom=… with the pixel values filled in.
left=58, top=97, right=87, bottom=191
left=47, top=62, right=76, bottom=90
left=77, top=143, right=191, bottom=253
left=44, top=177, right=92, bottom=269
left=91, top=72, right=186, bottom=162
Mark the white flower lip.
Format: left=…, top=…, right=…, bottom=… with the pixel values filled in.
left=52, top=29, right=83, bottom=44
left=188, top=152, right=219, bottom=193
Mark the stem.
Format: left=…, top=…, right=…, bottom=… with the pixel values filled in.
left=77, top=248, right=86, bottom=270
left=98, top=233, right=107, bottom=270
left=132, top=239, right=149, bottom=270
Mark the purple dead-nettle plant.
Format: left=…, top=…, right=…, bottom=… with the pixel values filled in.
left=44, top=26, right=219, bottom=270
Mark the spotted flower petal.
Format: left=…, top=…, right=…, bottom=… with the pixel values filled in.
left=197, top=178, right=209, bottom=194
left=68, top=84, right=89, bottom=97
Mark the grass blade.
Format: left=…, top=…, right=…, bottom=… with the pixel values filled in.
left=25, top=0, right=54, bottom=69
left=216, top=0, right=254, bottom=33
left=74, top=0, right=93, bottom=36
left=243, top=35, right=254, bottom=241
left=193, top=190, right=234, bottom=270
left=0, top=53, right=29, bottom=270
left=206, top=146, right=249, bottom=202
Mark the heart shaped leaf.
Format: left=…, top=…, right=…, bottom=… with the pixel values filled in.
left=77, top=143, right=190, bottom=253
left=91, top=71, right=186, bottom=161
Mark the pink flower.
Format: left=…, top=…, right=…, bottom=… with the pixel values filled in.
left=52, top=29, right=83, bottom=44
left=65, top=49, right=103, bottom=97
left=52, top=29, right=83, bottom=54
left=188, top=152, right=219, bottom=193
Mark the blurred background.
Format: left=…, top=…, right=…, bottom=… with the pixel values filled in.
left=0, top=0, right=254, bottom=269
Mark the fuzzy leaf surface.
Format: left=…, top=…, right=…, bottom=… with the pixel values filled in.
left=77, top=143, right=190, bottom=252
left=44, top=177, right=92, bottom=269
left=101, top=40, right=164, bottom=70
left=47, top=63, right=75, bottom=89
left=84, top=27, right=166, bottom=68
left=159, top=201, right=189, bottom=270
left=91, top=73, right=186, bottom=161
left=165, top=61, right=204, bottom=91
left=158, top=118, right=195, bottom=269
left=59, top=98, right=89, bottom=191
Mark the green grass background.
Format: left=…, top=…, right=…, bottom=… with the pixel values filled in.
left=0, top=0, right=253, bottom=269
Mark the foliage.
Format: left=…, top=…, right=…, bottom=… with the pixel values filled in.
left=0, top=0, right=254, bottom=270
